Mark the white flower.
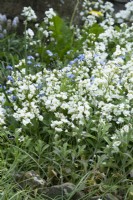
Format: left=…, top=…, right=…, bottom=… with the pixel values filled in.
left=55, top=127, right=62, bottom=132
left=122, top=125, right=129, bottom=133
left=26, top=28, right=34, bottom=38
left=45, top=8, right=56, bottom=19
left=28, top=94, right=33, bottom=99
left=22, top=118, right=31, bottom=126
left=113, top=141, right=121, bottom=148
left=15, top=128, right=22, bottom=134
left=0, top=105, right=5, bottom=125
left=111, top=134, right=117, bottom=140
left=123, top=110, right=130, bottom=117
left=43, top=30, right=49, bottom=37
left=38, top=115, right=43, bottom=121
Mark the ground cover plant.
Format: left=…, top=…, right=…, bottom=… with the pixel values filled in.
left=0, top=0, right=133, bottom=199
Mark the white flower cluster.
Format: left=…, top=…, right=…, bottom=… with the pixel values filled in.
left=26, top=8, right=57, bottom=49
left=25, top=28, right=34, bottom=39
left=107, top=123, right=133, bottom=154
left=3, top=30, right=133, bottom=134
left=21, top=6, right=37, bottom=21
left=6, top=71, right=44, bottom=126
left=115, top=1, right=133, bottom=23
left=43, top=8, right=56, bottom=40
left=45, top=8, right=56, bottom=20
left=80, top=0, right=114, bottom=29
left=0, top=104, right=5, bottom=125
left=0, top=1, right=133, bottom=139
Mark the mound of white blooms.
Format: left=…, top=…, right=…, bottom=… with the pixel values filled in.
left=2, top=35, right=133, bottom=135
left=0, top=0, right=133, bottom=138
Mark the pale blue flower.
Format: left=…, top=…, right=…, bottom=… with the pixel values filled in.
left=34, top=63, right=41, bottom=67
left=46, top=50, right=53, bottom=56
left=12, top=16, right=19, bottom=28
left=7, top=75, right=14, bottom=82
left=27, top=60, right=32, bottom=65
left=6, top=65, right=13, bottom=70
left=39, top=93, right=45, bottom=97
left=77, top=54, right=85, bottom=61
left=27, top=55, right=34, bottom=60
left=12, top=95, right=17, bottom=101
left=6, top=90, right=12, bottom=94
left=0, top=33, right=4, bottom=39
left=67, top=74, right=75, bottom=79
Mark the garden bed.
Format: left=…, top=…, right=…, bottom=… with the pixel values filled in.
left=0, top=0, right=133, bottom=199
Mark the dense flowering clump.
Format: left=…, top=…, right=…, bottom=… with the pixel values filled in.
left=0, top=0, right=133, bottom=143
left=15, top=57, right=132, bottom=122
left=2, top=49, right=133, bottom=140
